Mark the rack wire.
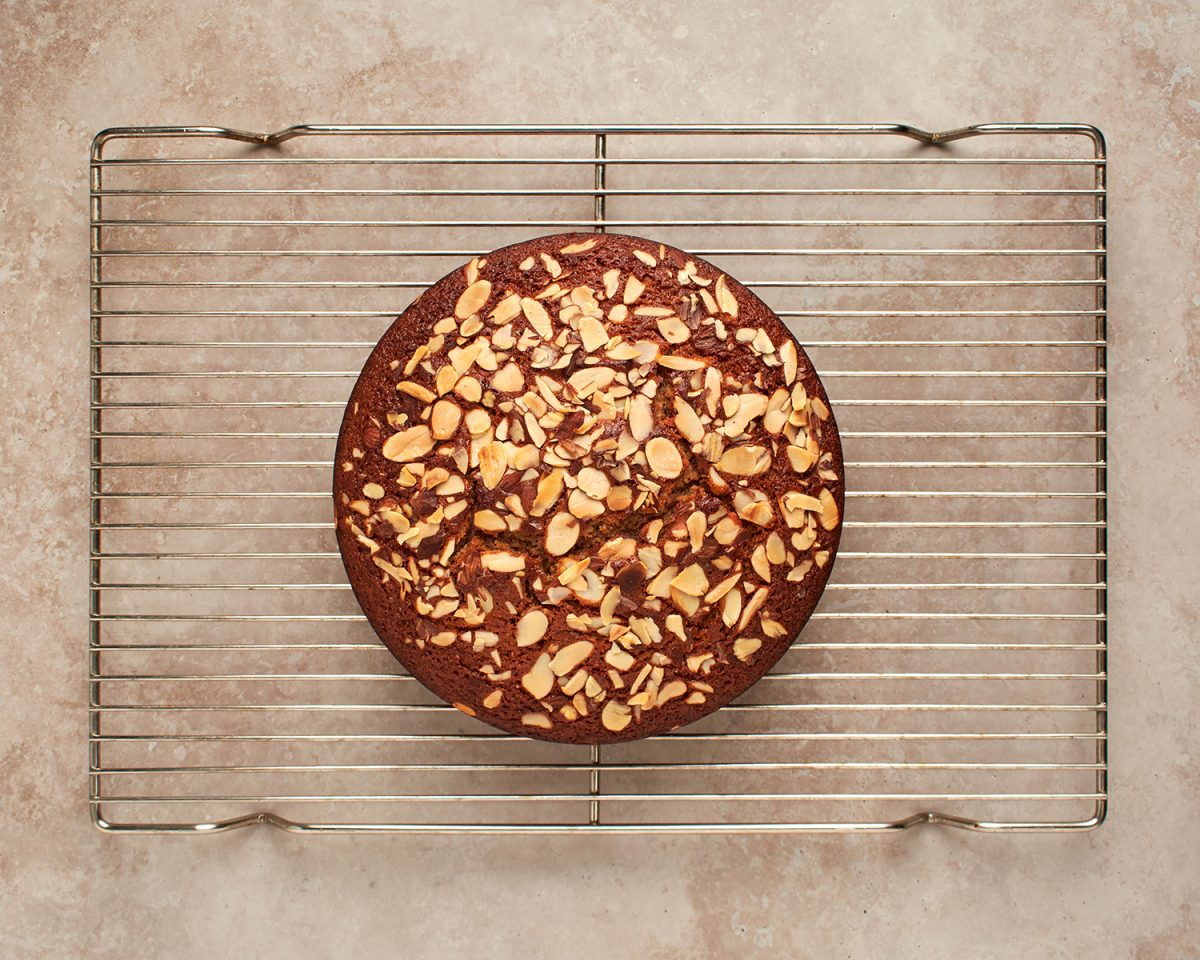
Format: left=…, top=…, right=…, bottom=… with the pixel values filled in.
left=89, top=123, right=1108, bottom=833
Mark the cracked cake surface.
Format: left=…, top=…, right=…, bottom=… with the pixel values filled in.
left=333, top=232, right=844, bottom=743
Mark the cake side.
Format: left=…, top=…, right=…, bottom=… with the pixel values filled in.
left=334, top=233, right=844, bottom=743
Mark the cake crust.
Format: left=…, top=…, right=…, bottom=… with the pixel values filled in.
left=333, top=233, right=844, bottom=743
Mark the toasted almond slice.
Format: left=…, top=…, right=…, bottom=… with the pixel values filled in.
left=576, top=466, right=611, bottom=500
left=647, top=564, right=678, bottom=598
left=455, top=279, right=491, bottom=319
left=464, top=408, right=491, bottom=436
left=670, top=563, right=709, bottom=597
left=786, top=444, right=817, bottom=473
left=473, top=509, right=506, bottom=532
left=751, top=544, right=772, bottom=583
left=818, top=487, right=840, bottom=530
left=704, top=571, right=741, bottom=604
left=645, top=437, right=683, bottom=479
left=766, top=532, right=787, bottom=565
left=551, top=640, right=595, bottom=677
left=685, top=510, right=706, bottom=553
left=657, top=354, right=706, bottom=371
left=381, top=425, right=434, bottom=462
left=714, top=274, right=738, bottom=317
left=670, top=587, right=701, bottom=617
left=656, top=315, right=691, bottom=343
left=809, top=395, right=830, bottom=421
left=560, top=237, right=600, bottom=254
left=479, top=442, right=507, bottom=489
left=665, top=614, right=686, bottom=642
left=429, top=631, right=456, bottom=647
left=568, top=488, right=605, bottom=520
left=578, top=315, right=609, bottom=352
left=434, top=364, right=459, bottom=397
left=780, top=339, right=798, bottom=384
left=482, top=690, right=503, bottom=709
left=625, top=394, right=654, bottom=442
left=761, top=616, right=788, bottom=639
left=514, top=609, right=549, bottom=648
left=395, top=381, right=436, bottom=403
left=362, top=482, right=385, bottom=500
left=492, top=362, right=525, bottom=393
left=673, top=397, right=705, bottom=444
left=721, top=588, right=742, bottom=628
left=488, top=292, right=522, bottom=326
left=633, top=249, right=657, bottom=267
left=623, top=274, right=645, bottom=304
left=738, top=587, right=769, bottom=633
left=601, top=700, right=632, bottom=732
left=521, top=652, right=555, bottom=700
left=545, top=512, right=580, bottom=556
left=481, top=551, right=525, bottom=572
left=784, top=491, right=824, bottom=513
left=717, top=445, right=772, bottom=476
left=605, top=644, right=636, bottom=671
left=521, top=296, right=553, bottom=339
left=713, top=515, right=742, bottom=546
left=530, top=469, right=566, bottom=517
left=733, top=636, right=762, bottom=662
left=521, top=712, right=553, bottom=730
left=787, top=559, right=814, bottom=582
left=602, top=268, right=621, bottom=300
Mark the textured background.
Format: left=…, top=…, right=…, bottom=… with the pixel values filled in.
left=2, top=0, right=1198, bottom=956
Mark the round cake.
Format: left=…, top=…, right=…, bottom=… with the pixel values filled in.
left=333, top=233, right=844, bottom=743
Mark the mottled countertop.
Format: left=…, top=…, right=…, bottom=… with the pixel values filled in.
left=2, top=1, right=1198, bottom=956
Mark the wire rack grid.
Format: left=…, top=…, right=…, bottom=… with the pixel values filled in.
left=89, top=122, right=1108, bottom=834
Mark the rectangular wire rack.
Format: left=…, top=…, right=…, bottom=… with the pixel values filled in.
left=89, top=123, right=1108, bottom=834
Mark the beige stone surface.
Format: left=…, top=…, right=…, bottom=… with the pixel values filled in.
left=2, top=0, right=1198, bottom=956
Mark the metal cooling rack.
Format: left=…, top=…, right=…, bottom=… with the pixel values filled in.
left=89, top=123, right=1108, bottom=834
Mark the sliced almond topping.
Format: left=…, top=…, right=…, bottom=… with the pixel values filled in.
left=362, top=482, right=385, bottom=500
left=435, top=363, right=459, bottom=397
left=464, top=408, right=491, bottom=436
left=560, top=237, right=600, bottom=254
left=751, top=544, right=772, bottom=583
left=521, top=296, right=554, bottom=339
left=474, top=509, right=506, bottom=532
left=623, top=274, right=645, bottom=305
left=492, top=362, right=525, bottom=393
left=787, top=559, right=814, bottom=582
left=429, top=631, right=457, bottom=647
left=455, top=279, right=491, bottom=320
left=645, top=437, right=683, bottom=479
left=606, top=485, right=633, bottom=510
left=482, top=689, right=503, bottom=709
left=605, top=644, right=636, bottom=671
left=815, top=549, right=830, bottom=568
left=381, top=425, right=434, bottom=462
left=521, top=652, right=555, bottom=699
left=557, top=556, right=591, bottom=586
left=761, top=616, right=788, bottom=639
left=780, top=339, right=798, bottom=384
left=786, top=443, right=817, bottom=474
left=738, top=587, right=769, bottom=632
left=396, top=381, right=436, bottom=403
left=685, top=510, right=706, bottom=553
left=818, top=487, right=840, bottom=530
left=657, top=680, right=687, bottom=705
left=721, top=588, right=742, bottom=628
left=602, top=268, right=621, bottom=299
left=545, top=512, right=580, bottom=556
left=578, top=315, right=609, bottom=352
left=608, top=303, right=629, bottom=323
left=713, top=515, right=742, bottom=546
left=809, top=395, right=830, bottom=421
left=670, top=587, right=701, bottom=616
left=481, top=551, right=525, bottom=573
left=601, top=700, right=632, bottom=732
left=670, top=562, right=709, bottom=597
left=530, top=469, right=566, bottom=517
left=551, top=640, right=594, bottom=677
left=656, top=315, right=690, bottom=343
left=633, top=249, right=657, bottom=267
left=751, top=328, right=775, bottom=355
left=717, top=445, right=772, bottom=476
left=599, top=586, right=622, bottom=626
left=478, top=441, right=507, bottom=489
left=704, top=571, right=741, bottom=604
left=766, top=532, right=787, bottom=565
left=665, top=614, right=686, bottom=642
left=628, top=394, right=654, bottom=442
left=489, top=292, right=522, bottom=326
left=673, top=397, right=705, bottom=443
left=714, top=274, right=738, bottom=317
left=576, top=466, right=611, bottom=500
left=568, top=488, right=605, bottom=520
left=658, top=354, right=707, bottom=371
left=519, top=256, right=535, bottom=271
left=522, top=712, right=553, bottom=730
left=783, top=491, right=824, bottom=514
left=733, top=636, right=762, bottom=662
